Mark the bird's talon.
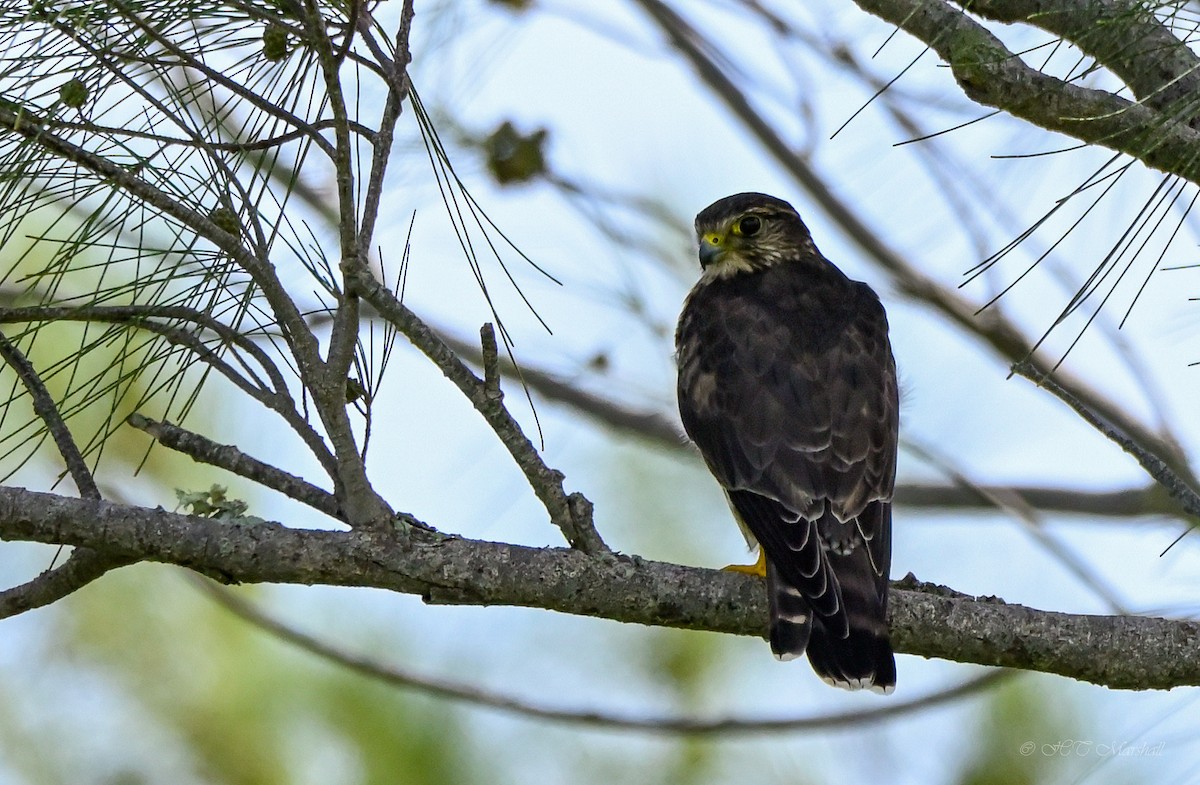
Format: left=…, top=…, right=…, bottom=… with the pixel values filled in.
left=722, top=550, right=767, bottom=578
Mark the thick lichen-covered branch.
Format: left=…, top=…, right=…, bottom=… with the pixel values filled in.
left=964, top=0, right=1200, bottom=121
left=852, top=0, right=1200, bottom=183
left=1, top=486, right=1196, bottom=690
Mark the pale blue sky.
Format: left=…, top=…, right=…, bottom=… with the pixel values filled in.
left=2, top=2, right=1199, bottom=783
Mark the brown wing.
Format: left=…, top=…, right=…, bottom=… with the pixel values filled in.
left=677, top=259, right=897, bottom=688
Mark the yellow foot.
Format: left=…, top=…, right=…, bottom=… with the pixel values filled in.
left=722, top=549, right=767, bottom=578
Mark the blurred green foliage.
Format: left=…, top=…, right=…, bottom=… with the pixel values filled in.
left=44, top=568, right=483, bottom=785
left=954, top=678, right=1076, bottom=785
left=0, top=211, right=206, bottom=489
left=0, top=382, right=1128, bottom=785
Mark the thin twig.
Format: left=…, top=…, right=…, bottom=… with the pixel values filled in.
left=1013, top=362, right=1200, bottom=524
left=0, top=330, right=130, bottom=616
left=358, top=277, right=609, bottom=554
left=0, top=305, right=338, bottom=481
left=0, top=549, right=132, bottom=619
left=440, top=324, right=1188, bottom=521
left=354, top=0, right=416, bottom=258
left=0, top=330, right=98, bottom=499
left=897, top=482, right=1180, bottom=519
left=196, top=575, right=1009, bottom=734
left=0, top=304, right=289, bottom=400
left=127, top=414, right=342, bottom=521
left=439, top=326, right=685, bottom=446
left=480, top=323, right=502, bottom=401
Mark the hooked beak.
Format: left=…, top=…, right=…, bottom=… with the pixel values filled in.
left=698, top=233, right=725, bottom=268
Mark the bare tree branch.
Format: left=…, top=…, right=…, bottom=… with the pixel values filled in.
left=896, top=482, right=1182, bottom=519
left=439, top=325, right=1192, bottom=522
left=851, top=0, right=1200, bottom=181
left=965, top=0, right=1200, bottom=122
left=0, top=330, right=99, bottom=499
left=355, top=276, right=608, bottom=555
left=126, top=414, right=342, bottom=521
left=1013, top=362, right=1200, bottom=523
left=0, top=329, right=129, bottom=617
left=1, top=487, right=1197, bottom=689
left=0, top=547, right=132, bottom=619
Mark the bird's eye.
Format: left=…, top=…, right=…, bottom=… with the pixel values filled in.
left=738, top=216, right=762, bottom=236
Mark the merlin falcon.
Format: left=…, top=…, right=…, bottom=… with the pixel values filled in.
left=675, top=192, right=898, bottom=693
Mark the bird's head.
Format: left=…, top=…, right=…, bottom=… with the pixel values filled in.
left=693, top=192, right=814, bottom=279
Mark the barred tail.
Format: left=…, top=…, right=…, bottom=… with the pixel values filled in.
left=767, top=559, right=895, bottom=692
left=806, top=618, right=895, bottom=694
left=766, top=561, right=812, bottom=661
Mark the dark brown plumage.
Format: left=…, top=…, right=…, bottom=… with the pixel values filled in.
left=675, top=192, right=898, bottom=693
